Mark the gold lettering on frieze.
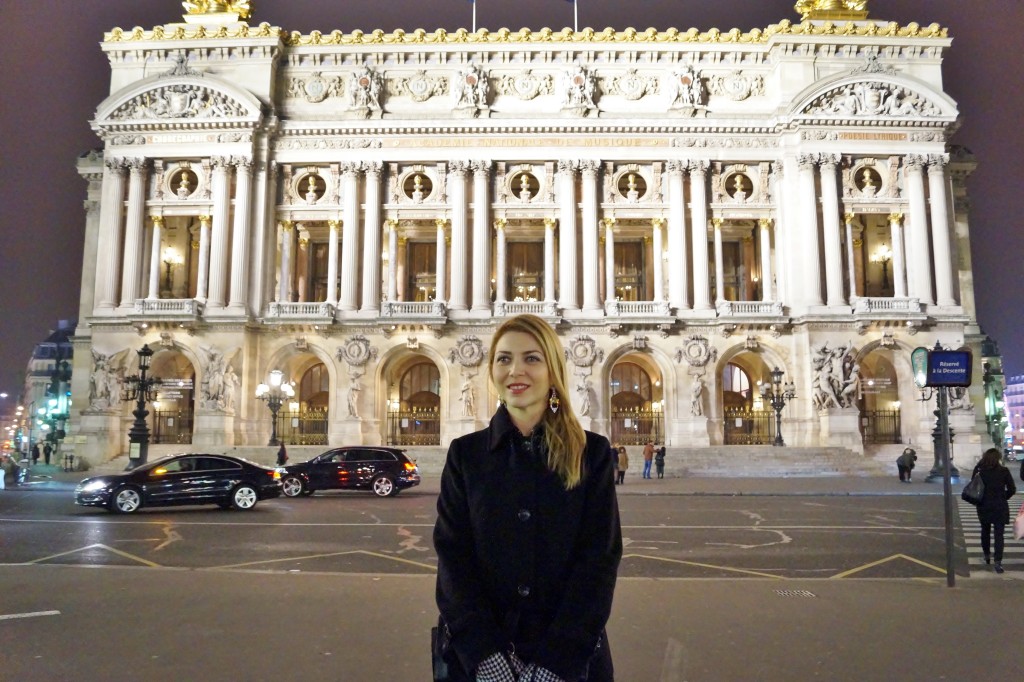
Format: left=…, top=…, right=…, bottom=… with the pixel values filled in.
left=387, top=137, right=669, bottom=149
left=838, top=132, right=908, bottom=142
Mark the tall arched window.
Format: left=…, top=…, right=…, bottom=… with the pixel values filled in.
left=400, top=362, right=440, bottom=411
left=299, top=363, right=330, bottom=409
left=610, top=362, right=652, bottom=410
left=722, top=362, right=752, bottom=410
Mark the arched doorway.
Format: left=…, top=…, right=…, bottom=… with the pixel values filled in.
left=608, top=357, right=664, bottom=445
left=722, top=358, right=774, bottom=445
left=387, top=359, right=441, bottom=445
left=150, top=351, right=195, bottom=444
left=858, top=349, right=902, bottom=444
left=278, top=362, right=329, bottom=445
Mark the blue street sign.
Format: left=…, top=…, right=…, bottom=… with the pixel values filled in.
left=926, top=349, right=972, bottom=387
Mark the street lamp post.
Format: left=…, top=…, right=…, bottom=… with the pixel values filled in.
left=256, top=369, right=294, bottom=446
left=759, top=366, right=796, bottom=447
left=120, top=344, right=162, bottom=468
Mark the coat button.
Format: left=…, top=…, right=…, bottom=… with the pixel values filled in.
left=518, top=509, right=531, bottom=522
left=517, top=584, right=531, bottom=597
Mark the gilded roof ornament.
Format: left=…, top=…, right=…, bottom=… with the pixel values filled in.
left=794, top=0, right=869, bottom=21
left=182, top=1, right=252, bottom=21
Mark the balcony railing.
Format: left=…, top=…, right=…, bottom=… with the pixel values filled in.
left=853, top=297, right=922, bottom=314
left=380, top=300, right=447, bottom=319
left=494, top=300, right=558, bottom=316
left=133, top=298, right=204, bottom=316
left=606, top=300, right=672, bottom=316
left=716, top=300, right=785, bottom=316
left=265, top=301, right=336, bottom=323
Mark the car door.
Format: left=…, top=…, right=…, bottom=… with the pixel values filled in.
left=347, top=449, right=387, bottom=488
left=193, top=456, right=242, bottom=501
left=146, top=457, right=202, bottom=505
left=308, top=450, right=348, bottom=490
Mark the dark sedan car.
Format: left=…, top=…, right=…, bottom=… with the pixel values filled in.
left=280, top=446, right=420, bottom=498
left=75, top=453, right=282, bottom=514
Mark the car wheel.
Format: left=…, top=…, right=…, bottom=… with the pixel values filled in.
left=372, top=475, right=396, bottom=497
left=110, top=486, right=142, bottom=514
left=282, top=475, right=305, bottom=498
left=230, top=484, right=259, bottom=510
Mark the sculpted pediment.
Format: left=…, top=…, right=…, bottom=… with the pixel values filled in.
left=791, top=68, right=957, bottom=121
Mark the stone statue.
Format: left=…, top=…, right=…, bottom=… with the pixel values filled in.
left=200, top=347, right=227, bottom=410
left=690, top=376, right=704, bottom=417
left=221, top=366, right=238, bottom=412
left=347, top=378, right=363, bottom=418
left=453, top=64, right=489, bottom=113
left=459, top=379, right=476, bottom=417
left=347, top=66, right=382, bottom=115
left=561, top=63, right=596, bottom=112
left=812, top=342, right=860, bottom=410
left=576, top=379, right=593, bottom=417
left=90, top=351, right=119, bottom=410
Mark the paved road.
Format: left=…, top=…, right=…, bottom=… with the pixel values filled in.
left=1, top=478, right=968, bottom=579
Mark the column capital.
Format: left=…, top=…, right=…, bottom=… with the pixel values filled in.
left=771, top=161, right=784, bottom=179
left=688, top=159, right=709, bottom=175
left=104, top=157, right=127, bottom=173
left=602, top=216, right=617, bottom=230
left=651, top=217, right=666, bottom=230
left=579, top=159, right=601, bottom=174
left=470, top=160, right=492, bottom=175
left=211, top=155, right=233, bottom=170
left=448, top=160, right=470, bottom=176
left=198, top=214, right=212, bottom=227
left=904, top=154, right=927, bottom=171
left=843, top=212, right=856, bottom=224
left=927, top=154, right=950, bottom=172
left=341, top=161, right=362, bottom=176
left=126, top=157, right=149, bottom=173
left=758, top=217, right=773, bottom=229
left=665, top=159, right=686, bottom=175
left=232, top=155, right=253, bottom=171
left=711, top=217, right=724, bottom=229
left=540, top=217, right=555, bottom=231
left=328, top=219, right=342, bottom=230
left=150, top=215, right=165, bottom=228
left=557, top=159, right=579, bottom=174
left=435, top=218, right=449, bottom=231
left=364, top=161, right=383, bottom=176
left=280, top=219, right=295, bottom=231
left=887, top=212, right=904, bottom=225
left=384, top=218, right=399, bottom=231
left=818, top=153, right=841, bottom=170
left=495, top=218, right=509, bottom=231
left=797, top=153, right=818, bottom=170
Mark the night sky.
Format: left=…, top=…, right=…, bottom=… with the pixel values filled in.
left=2, top=0, right=1021, bottom=399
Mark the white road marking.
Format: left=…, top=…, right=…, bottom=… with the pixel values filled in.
left=0, top=610, right=60, bottom=621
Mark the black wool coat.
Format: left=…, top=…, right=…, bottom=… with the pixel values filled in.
left=434, top=406, right=622, bottom=681
left=972, top=463, right=1016, bottom=525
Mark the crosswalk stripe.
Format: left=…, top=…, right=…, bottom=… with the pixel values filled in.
left=957, top=497, right=1024, bottom=576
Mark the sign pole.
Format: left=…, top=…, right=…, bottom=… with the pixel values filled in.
left=938, top=387, right=955, bottom=587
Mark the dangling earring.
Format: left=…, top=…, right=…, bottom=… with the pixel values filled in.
left=548, top=387, right=560, bottom=414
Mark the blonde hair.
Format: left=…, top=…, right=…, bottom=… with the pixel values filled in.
left=489, top=314, right=586, bottom=489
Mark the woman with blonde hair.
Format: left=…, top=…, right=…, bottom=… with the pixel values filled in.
left=434, top=314, right=622, bottom=681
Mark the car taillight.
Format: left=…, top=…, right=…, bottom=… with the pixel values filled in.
left=404, top=461, right=415, bottom=471
left=269, top=470, right=281, bottom=480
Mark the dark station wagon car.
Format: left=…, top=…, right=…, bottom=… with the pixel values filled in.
left=280, top=446, right=421, bottom=498
left=75, top=453, right=282, bottom=513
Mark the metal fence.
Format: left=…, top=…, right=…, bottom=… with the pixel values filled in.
left=387, top=409, right=441, bottom=446
left=723, top=408, right=775, bottom=445
left=609, top=410, right=664, bottom=446
left=862, top=410, right=902, bottom=444
left=276, top=408, right=329, bottom=446
left=151, top=410, right=193, bottom=444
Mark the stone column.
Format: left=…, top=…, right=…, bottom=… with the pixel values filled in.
left=386, top=219, right=399, bottom=301
left=278, top=220, right=294, bottom=302
left=843, top=213, right=857, bottom=299
left=603, top=218, right=616, bottom=304
left=797, top=154, right=824, bottom=307
left=496, top=218, right=509, bottom=304
left=666, top=160, right=689, bottom=310
left=195, top=215, right=212, bottom=302
left=818, top=154, right=845, bottom=306
left=340, top=163, right=361, bottom=311
left=769, top=162, right=788, bottom=302
left=927, top=154, right=956, bottom=306
left=447, top=161, right=469, bottom=311
left=95, top=157, right=127, bottom=309
left=557, top=160, right=579, bottom=310
left=326, top=219, right=341, bottom=305
left=904, top=155, right=934, bottom=305
left=888, top=213, right=908, bottom=298
left=435, top=219, right=448, bottom=303
left=361, top=162, right=383, bottom=312
left=712, top=218, right=725, bottom=303
left=146, top=216, right=165, bottom=299
left=227, top=157, right=253, bottom=311
left=759, top=218, right=774, bottom=302
left=471, top=160, right=492, bottom=312
left=689, top=161, right=712, bottom=310
left=580, top=160, right=602, bottom=312
left=119, top=158, right=149, bottom=307
left=248, top=161, right=273, bottom=317
left=542, top=217, right=556, bottom=304
left=207, top=156, right=233, bottom=308
left=651, top=217, right=665, bottom=302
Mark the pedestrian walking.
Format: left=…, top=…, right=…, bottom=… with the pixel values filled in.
left=972, top=447, right=1016, bottom=574
left=896, top=447, right=917, bottom=483
left=43, top=443, right=53, bottom=466
left=655, top=444, right=666, bottom=479
left=642, top=441, right=654, bottom=479
left=0, top=453, right=8, bottom=490
left=617, top=446, right=628, bottom=485
left=612, top=444, right=620, bottom=485
left=31, top=444, right=40, bottom=466
left=276, top=443, right=288, bottom=466
left=434, top=314, right=622, bottom=681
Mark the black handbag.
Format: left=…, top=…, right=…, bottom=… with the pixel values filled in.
left=431, top=617, right=451, bottom=682
left=961, top=472, right=985, bottom=505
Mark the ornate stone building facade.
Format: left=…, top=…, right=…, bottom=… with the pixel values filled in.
left=68, top=1, right=990, bottom=466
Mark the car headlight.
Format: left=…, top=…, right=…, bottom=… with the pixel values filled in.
left=78, top=479, right=110, bottom=492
